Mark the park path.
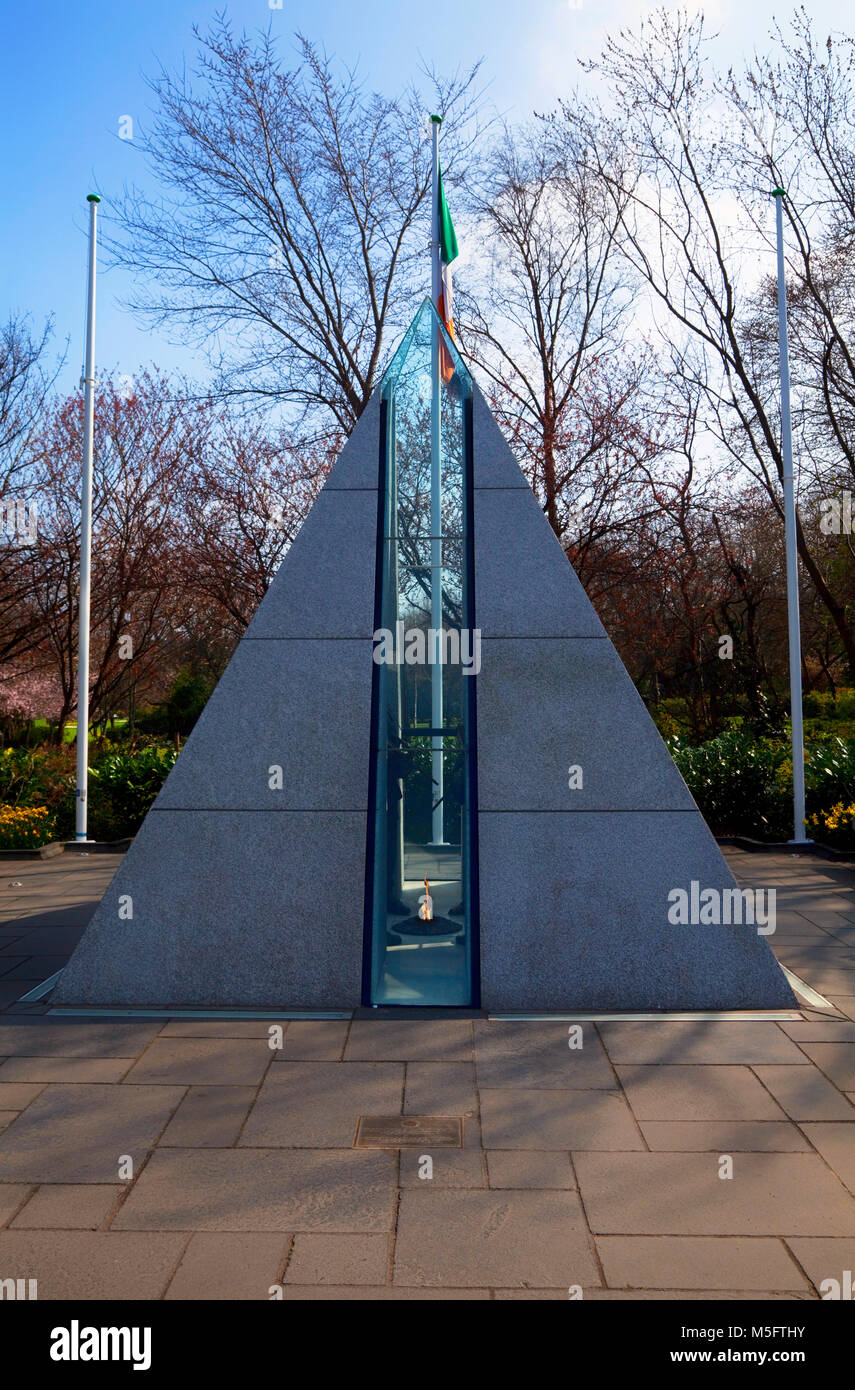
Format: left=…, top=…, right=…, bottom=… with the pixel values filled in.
left=0, top=846, right=853, bottom=1298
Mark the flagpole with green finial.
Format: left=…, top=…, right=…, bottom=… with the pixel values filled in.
left=74, top=193, right=100, bottom=844
left=429, top=114, right=446, bottom=846
left=772, top=185, right=808, bottom=844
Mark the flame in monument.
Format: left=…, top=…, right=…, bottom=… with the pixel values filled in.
left=418, top=877, right=434, bottom=922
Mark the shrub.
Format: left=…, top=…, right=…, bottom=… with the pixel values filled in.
left=807, top=801, right=855, bottom=848
left=0, top=747, right=74, bottom=817
left=669, top=731, right=790, bottom=838
left=669, top=729, right=855, bottom=844
left=0, top=742, right=181, bottom=841
left=85, top=746, right=180, bottom=840
left=135, top=669, right=213, bottom=736
left=804, top=739, right=855, bottom=816
left=0, top=804, right=57, bottom=850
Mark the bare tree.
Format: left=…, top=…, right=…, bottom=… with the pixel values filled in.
left=24, top=373, right=195, bottom=738
left=176, top=409, right=330, bottom=644
left=561, top=7, right=855, bottom=673
left=111, top=18, right=484, bottom=431
left=457, top=120, right=669, bottom=543
left=725, top=10, right=855, bottom=505
left=0, top=314, right=59, bottom=493
left=0, top=315, right=63, bottom=666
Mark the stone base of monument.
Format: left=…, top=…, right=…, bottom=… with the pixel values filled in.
left=388, top=915, right=462, bottom=940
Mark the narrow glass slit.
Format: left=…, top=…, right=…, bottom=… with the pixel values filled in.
left=366, top=300, right=478, bottom=1007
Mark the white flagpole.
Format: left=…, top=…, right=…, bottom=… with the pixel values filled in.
left=74, top=193, right=100, bottom=843
left=773, top=186, right=807, bottom=844
left=429, top=113, right=446, bottom=845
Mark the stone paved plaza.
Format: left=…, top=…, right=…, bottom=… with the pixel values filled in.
left=0, top=846, right=853, bottom=1298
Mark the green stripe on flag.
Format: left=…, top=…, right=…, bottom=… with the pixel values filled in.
left=438, top=164, right=458, bottom=266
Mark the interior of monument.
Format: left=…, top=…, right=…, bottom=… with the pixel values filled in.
left=367, top=300, right=478, bottom=1006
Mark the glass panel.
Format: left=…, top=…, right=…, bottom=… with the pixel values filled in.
left=368, top=299, right=477, bottom=1007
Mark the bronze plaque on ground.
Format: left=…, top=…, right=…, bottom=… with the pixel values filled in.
left=355, top=1115, right=463, bottom=1148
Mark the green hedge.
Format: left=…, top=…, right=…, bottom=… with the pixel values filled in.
left=84, top=747, right=180, bottom=841
left=670, top=731, right=855, bottom=845
left=0, top=743, right=179, bottom=842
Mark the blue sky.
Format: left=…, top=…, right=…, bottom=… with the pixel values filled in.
left=0, top=0, right=842, bottom=395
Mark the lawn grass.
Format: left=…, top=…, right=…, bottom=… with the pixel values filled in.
left=31, top=718, right=129, bottom=745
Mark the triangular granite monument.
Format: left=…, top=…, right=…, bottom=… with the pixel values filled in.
left=55, top=302, right=795, bottom=1011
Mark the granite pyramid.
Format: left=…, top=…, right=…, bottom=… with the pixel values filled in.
left=55, top=318, right=795, bottom=1011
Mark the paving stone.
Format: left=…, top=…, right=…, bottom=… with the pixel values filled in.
left=0, top=1023, right=157, bottom=1056
left=3, top=928, right=83, bottom=956
left=826, top=996, right=855, bottom=1021
left=0, top=1230, right=186, bottom=1298
left=279, top=1285, right=489, bottom=1300
left=0, top=1083, right=185, bottom=1182
left=0, top=1184, right=33, bottom=1225
left=777, top=894, right=855, bottom=915
left=11, top=1184, right=123, bottom=1229
left=490, top=1288, right=569, bottom=1299
left=758, top=874, right=838, bottom=888
left=0, top=1083, right=44, bottom=1110
left=285, top=1233, right=388, bottom=1284
left=617, top=1065, right=786, bottom=1121
left=479, top=1089, right=643, bottom=1150
left=474, top=1022, right=617, bottom=1089
left=404, top=1063, right=477, bottom=1114
left=159, top=1020, right=281, bottom=1038
left=787, top=904, right=855, bottom=928
left=596, top=1235, right=809, bottom=1291
left=638, top=1122, right=810, bottom=1152
left=801, top=1123, right=855, bottom=1196
left=487, top=1150, right=574, bottom=1189
left=158, top=1086, right=257, bottom=1147
left=753, top=1064, right=855, bottom=1120
left=462, top=1113, right=483, bottom=1150
left=780, top=946, right=855, bottom=968
left=792, top=968, right=855, bottom=994
left=774, top=937, right=834, bottom=953
left=241, top=1062, right=403, bottom=1147
left=165, top=1232, right=289, bottom=1299
left=781, top=1021, right=855, bottom=1042
left=798, top=1042, right=855, bottom=1091
left=344, top=1021, right=473, bottom=1062
left=574, top=1152, right=855, bottom=1235
left=785, top=1237, right=855, bottom=1295
left=0, top=1112, right=15, bottom=1136
left=597, top=1021, right=808, bottom=1066
left=113, top=1148, right=396, bottom=1232
left=1, top=955, right=66, bottom=981
left=393, top=1189, right=599, bottom=1288
left=123, top=1038, right=271, bottom=1086
left=556, top=1289, right=810, bottom=1301
left=272, top=1021, right=350, bottom=1060
left=0, top=1057, right=131, bottom=1083
left=398, top=1149, right=486, bottom=1187
left=0, top=957, right=32, bottom=978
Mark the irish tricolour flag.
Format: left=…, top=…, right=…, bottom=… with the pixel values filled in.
left=437, top=162, right=459, bottom=340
